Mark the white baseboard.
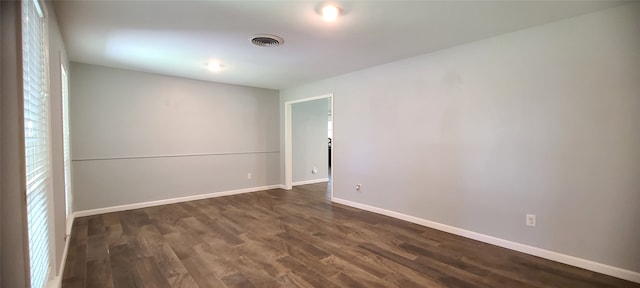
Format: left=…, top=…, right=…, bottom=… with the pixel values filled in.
left=74, top=184, right=284, bottom=218
left=47, top=214, right=75, bottom=288
left=46, top=272, right=60, bottom=288
left=331, top=197, right=640, bottom=284
left=292, top=178, right=329, bottom=186
left=65, top=213, right=74, bottom=237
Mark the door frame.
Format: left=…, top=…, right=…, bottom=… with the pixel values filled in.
left=284, top=93, right=334, bottom=199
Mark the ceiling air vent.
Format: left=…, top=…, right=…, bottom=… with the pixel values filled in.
left=250, top=34, right=284, bottom=47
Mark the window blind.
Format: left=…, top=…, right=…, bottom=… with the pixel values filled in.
left=61, top=65, right=71, bottom=218
left=22, top=0, right=51, bottom=287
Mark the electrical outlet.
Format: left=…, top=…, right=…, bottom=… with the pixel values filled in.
left=312, top=167, right=318, bottom=174
left=247, top=173, right=252, bottom=180
left=526, top=214, right=536, bottom=227
left=355, top=184, right=362, bottom=191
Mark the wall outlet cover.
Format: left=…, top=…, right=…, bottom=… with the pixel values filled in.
left=526, top=214, right=536, bottom=227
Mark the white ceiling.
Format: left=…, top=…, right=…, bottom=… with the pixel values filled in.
left=54, top=1, right=624, bottom=90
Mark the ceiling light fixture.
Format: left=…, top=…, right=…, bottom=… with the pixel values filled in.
left=207, top=60, right=224, bottom=72
left=314, top=2, right=346, bottom=22
left=321, top=4, right=342, bottom=22
left=321, top=4, right=340, bottom=22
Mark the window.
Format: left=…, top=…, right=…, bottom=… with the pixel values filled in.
left=22, top=0, right=51, bottom=287
left=61, top=64, right=71, bottom=218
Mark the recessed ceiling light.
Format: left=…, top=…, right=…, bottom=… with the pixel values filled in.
left=207, top=60, right=224, bottom=72
left=321, top=4, right=340, bottom=22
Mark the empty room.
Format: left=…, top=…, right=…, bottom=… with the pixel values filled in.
left=1, top=0, right=639, bottom=287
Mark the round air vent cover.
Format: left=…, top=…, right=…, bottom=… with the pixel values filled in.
left=250, top=34, right=284, bottom=47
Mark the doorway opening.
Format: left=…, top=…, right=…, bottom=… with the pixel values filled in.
left=285, top=94, right=334, bottom=199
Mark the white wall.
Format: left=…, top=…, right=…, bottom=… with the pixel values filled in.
left=292, top=98, right=329, bottom=183
left=47, top=1, right=71, bottom=275
left=280, top=3, right=640, bottom=274
left=1, top=2, right=29, bottom=287
left=70, top=63, right=280, bottom=211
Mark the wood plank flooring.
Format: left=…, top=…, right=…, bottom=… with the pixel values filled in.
left=62, top=183, right=638, bottom=288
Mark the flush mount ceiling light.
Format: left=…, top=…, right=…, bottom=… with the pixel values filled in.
left=315, top=2, right=345, bottom=22
left=207, top=60, right=224, bottom=72
left=322, top=4, right=340, bottom=22
left=250, top=34, right=284, bottom=47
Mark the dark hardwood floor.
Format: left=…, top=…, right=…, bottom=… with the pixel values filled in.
left=62, top=183, right=638, bottom=288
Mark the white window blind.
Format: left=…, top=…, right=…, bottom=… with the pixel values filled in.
left=61, top=65, right=72, bottom=218
left=22, top=0, right=51, bottom=287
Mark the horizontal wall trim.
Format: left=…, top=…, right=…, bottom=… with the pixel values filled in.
left=72, top=151, right=280, bottom=162
left=293, top=178, right=329, bottom=186
left=331, top=197, right=640, bottom=284
left=74, top=184, right=286, bottom=218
